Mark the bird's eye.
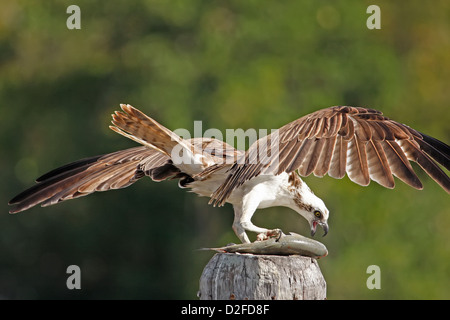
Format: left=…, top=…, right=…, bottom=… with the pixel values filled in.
left=314, top=210, right=322, bottom=218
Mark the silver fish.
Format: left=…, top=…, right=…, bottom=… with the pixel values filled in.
left=208, top=232, right=328, bottom=259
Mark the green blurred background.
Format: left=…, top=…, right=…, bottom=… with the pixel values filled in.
left=1, top=0, right=449, bottom=299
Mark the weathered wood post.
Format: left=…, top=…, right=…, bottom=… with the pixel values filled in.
left=198, top=253, right=326, bottom=300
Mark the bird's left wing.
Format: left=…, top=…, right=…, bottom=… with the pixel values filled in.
left=210, top=106, right=450, bottom=206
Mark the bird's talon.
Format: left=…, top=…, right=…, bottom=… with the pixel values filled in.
left=256, top=233, right=267, bottom=241
left=256, top=229, right=283, bottom=242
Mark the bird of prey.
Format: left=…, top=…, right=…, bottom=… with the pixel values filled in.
left=9, top=104, right=450, bottom=243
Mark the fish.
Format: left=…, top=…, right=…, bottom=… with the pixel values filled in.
left=205, top=232, right=328, bottom=259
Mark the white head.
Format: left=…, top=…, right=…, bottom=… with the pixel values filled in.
left=286, top=172, right=329, bottom=237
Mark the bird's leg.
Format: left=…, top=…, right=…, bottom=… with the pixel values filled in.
left=232, top=204, right=281, bottom=243
left=232, top=205, right=267, bottom=243
left=232, top=207, right=257, bottom=243
left=232, top=221, right=252, bottom=244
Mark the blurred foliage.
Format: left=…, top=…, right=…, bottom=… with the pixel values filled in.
left=0, top=0, right=449, bottom=299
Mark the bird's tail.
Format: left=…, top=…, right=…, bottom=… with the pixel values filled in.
left=110, top=104, right=215, bottom=174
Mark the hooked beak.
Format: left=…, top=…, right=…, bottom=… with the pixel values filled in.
left=311, top=221, right=329, bottom=237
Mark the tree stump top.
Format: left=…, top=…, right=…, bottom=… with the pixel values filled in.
left=199, top=253, right=326, bottom=300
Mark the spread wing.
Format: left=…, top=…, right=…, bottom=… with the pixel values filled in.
left=8, top=146, right=175, bottom=213
left=210, top=106, right=450, bottom=206
left=9, top=103, right=241, bottom=214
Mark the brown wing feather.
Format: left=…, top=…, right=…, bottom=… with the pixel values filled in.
left=299, top=138, right=326, bottom=176
left=346, top=136, right=370, bottom=186
left=328, top=135, right=348, bottom=179
left=398, top=139, right=450, bottom=192
left=210, top=106, right=450, bottom=206
left=313, top=136, right=337, bottom=177
left=8, top=146, right=171, bottom=213
left=382, top=140, right=422, bottom=189
left=365, top=140, right=395, bottom=188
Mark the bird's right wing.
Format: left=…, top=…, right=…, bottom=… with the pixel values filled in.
left=9, top=105, right=239, bottom=213
left=8, top=146, right=174, bottom=213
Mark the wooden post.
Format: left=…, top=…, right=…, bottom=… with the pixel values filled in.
left=198, top=253, right=326, bottom=300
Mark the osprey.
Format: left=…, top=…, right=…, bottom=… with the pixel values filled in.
left=9, top=105, right=450, bottom=243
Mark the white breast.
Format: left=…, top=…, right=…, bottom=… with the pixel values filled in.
left=188, top=170, right=293, bottom=209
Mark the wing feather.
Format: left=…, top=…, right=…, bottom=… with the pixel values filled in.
left=298, top=138, right=326, bottom=176
left=399, top=139, right=450, bottom=192
left=365, top=140, right=395, bottom=188
left=328, top=135, right=348, bottom=179
left=382, top=140, right=422, bottom=189
left=286, top=138, right=315, bottom=173
left=346, top=136, right=370, bottom=186
left=313, top=136, right=337, bottom=177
